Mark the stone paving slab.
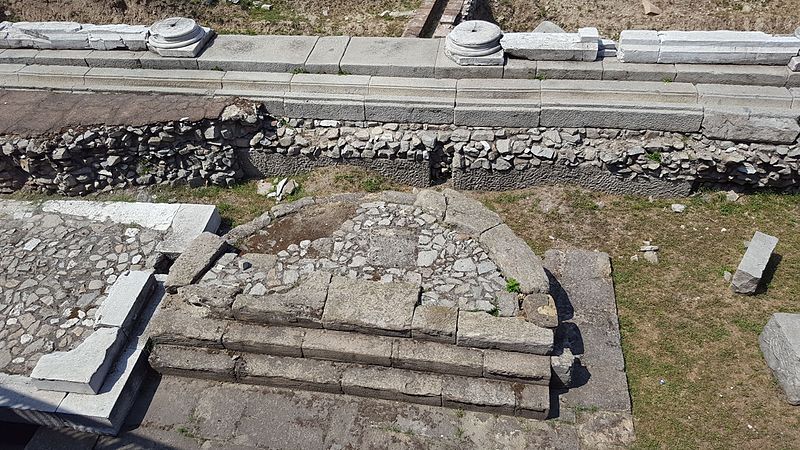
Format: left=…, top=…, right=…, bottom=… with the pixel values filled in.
left=302, top=328, right=393, bottom=366
left=760, top=313, right=800, bottom=405
left=197, top=35, right=318, bottom=73
left=480, top=223, right=550, bottom=294
left=222, top=323, right=304, bottom=357
left=231, top=271, right=331, bottom=328
left=149, top=345, right=236, bottom=382
left=305, top=36, right=350, bottom=74
left=441, top=376, right=516, bottom=415
left=443, top=188, right=502, bottom=236
left=165, top=232, right=228, bottom=293
left=321, top=276, right=420, bottom=337
left=340, top=37, right=440, bottom=77
left=341, top=365, right=444, bottom=406
left=410, top=305, right=458, bottom=344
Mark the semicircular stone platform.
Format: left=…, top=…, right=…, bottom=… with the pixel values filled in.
left=149, top=189, right=560, bottom=419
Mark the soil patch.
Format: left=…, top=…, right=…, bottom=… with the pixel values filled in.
left=242, top=202, right=357, bottom=253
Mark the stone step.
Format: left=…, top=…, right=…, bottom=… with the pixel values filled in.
left=149, top=313, right=551, bottom=386
left=148, top=345, right=550, bottom=420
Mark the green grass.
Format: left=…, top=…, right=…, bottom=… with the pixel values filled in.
left=505, top=278, right=521, bottom=293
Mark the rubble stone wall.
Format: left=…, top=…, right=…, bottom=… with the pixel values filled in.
left=1, top=103, right=799, bottom=196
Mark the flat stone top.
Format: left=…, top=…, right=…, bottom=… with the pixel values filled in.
left=0, top=89, right=231, bottom=137
left=768, top=313, right=800, bottom=348
left=449, top=21, right=502, bottom=47
left=738, top=231, right=779, bottom=273
left=322, top=276, right=420, bottom=335
left=151, top=17, right=198, bottom=39
left=340, top=38, right=439, bottom=75
left=198, top=35, right=318, bottom=65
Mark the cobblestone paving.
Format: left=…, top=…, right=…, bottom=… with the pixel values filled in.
left=0, top=206, right=163, bottom=376
left=202, top=201, right=507, bottom=311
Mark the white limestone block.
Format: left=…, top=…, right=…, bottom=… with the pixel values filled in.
left=96, top=270, right=155, bottom=335
left=501, top=32, right=598, bottom=61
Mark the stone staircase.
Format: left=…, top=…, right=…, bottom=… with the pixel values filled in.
left=148, top=278, right=555, bottom=419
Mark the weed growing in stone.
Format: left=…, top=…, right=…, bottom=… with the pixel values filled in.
left=506, top=278, right=521, bottom=293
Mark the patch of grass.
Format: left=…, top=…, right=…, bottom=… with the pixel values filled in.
left=505, top=278, right=521, bottom=293
left=489, top=307, right=500, bottom=317
left=646, top=151, right=662, bottom=163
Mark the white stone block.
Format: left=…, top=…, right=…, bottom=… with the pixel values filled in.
left=156, top=204, right=221, bottom=256
left=31, top=327, right=126, bottom=394
left=501, top=32, right=598, bottom=61
left=789, top=56, right=800, bottom=72
left=619, top=30, right=660, bottom=45
left=578, top=27, right=600, bottom=43
left=0, top=374, right=66, bottom=426
left=96, top=270, right=155, bottom=335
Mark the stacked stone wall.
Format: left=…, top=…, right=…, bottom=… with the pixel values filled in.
left=1, top=103, right=799, bottom=196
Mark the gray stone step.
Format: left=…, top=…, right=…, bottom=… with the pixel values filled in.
left=148, top=345, right=550, bottom=420
left=149, top=315, right=551, bottom=386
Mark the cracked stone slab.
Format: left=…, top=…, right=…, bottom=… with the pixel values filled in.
left=178, top=284, right=242, bottom=319
left=95, top=270, right=155, bottom=335
left=480, top=223, right=549, bottom=294
left=760, top=313, right=800, bottom=405
left=231, top=271, right=332, bottom=327
left=31, top=327, right=125, bottom=394
left=731, top=231, right=779, bottom=294
left=457, top=311, right=553, bottom=355
left=413, top=190, right=446, bottom=220
left=322, top=276, right=420, bottom=337
left=165, top=232, right=228, bottom=293
left=443, top=189, right=502, bottom=236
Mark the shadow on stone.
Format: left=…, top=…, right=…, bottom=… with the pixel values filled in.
left=755, top=252, right=782, bottom=295
left=546, top=268, right=574, bottom=322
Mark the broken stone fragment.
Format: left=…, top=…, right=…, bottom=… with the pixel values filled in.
left=522, top=293, right=558, bottom=328
left=759, top=313, right=800, bottom=405
left=731, top=231, right=778, bottom=295
left=642, top=0, right=662, bottom=15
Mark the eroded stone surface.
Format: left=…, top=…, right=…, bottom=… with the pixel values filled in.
left=322, top=276, right=419, bottom=336
left=760, top=313, right=800, bottom=405
left=457, top=311, right=554, bottom=354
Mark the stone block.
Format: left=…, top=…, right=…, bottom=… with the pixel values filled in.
left=502, top=58, right=537, bottom=79
left=483, top=349, right=550, bottom=384
left=602, top=59, right=676, bottom=82
left=148, top=306, right=226, bottom=348
left=392, top=339, right=483, bottom=376
left=231, top=271, right=331, bottom=327
left=673, top=64, right=789, bottom=86
left=177, top=284, right=241, bottom=319
left=617, top=30, right=660, bottom=63
left=165, top=232, right=227, bottom=293
left=413, top=190, right=447, bottom=219
left=536, top=60, right=603, bottom=80
left=85, top=51, right=146, bottom=69
left=321, top=276, right=420, bottom=337
left=0, top=63, right=22, bottom=86
left=411, top=305, right=458, bottom=343
left=223, top=323, right=304, bottom=357
left=240, top=354, right=342, bottom=394
left=455, top=78, right=540, bottom=127
left=31, top=327, right=125, bottom=394
left=16, top=64, right=88, bottom=89
left=56, top=341, right=148, bottom=435
left=457, top=311, right=553, bottom=355
left=522, top=293, right=558, bottom=328
left=480, top=224, right=549, bottom=294
left=0, top=374, right=67, bottom=426
left=33, top=49, right=91, bottom=66
left=696, top=84, right=793, bottom=109
left=95, top=270, right=155, bottom=335
left=302, top=328, right=394, bottom=366
left=0, top=49, right=39, bottom=64
left=365, top=76, right=456, bottom=124
left=284, top=93, right=366, bottom=121
left=305, top=36, right=350, bottom=74
left=158, top=204, right=221, bottom=257
left=340, top=37, right=440, bottom=77
left=441, top=376, right=516, bottom=414
left=341, top=366, right=443, bottom=406
left=220, top=71, right=292, bottom=97
left=84, top=68, right=224, bottom=93
left=149, top=345, right=236, bottom=381
left=731, top=231, right=779, bottom=294
left=139, top=52, right=199, bottom=70
left=443, top=188, right=502, bottom=236
left=198, top=35, right=318, bottom=72
left=759, top=313, right=800, bottom=405
left=702, top=108, right=800, bottom=145
left=500, top=31, right=599, bottom=62
left=514, top=384, right=550, bottom=419
left=435, top=39, right=504, bottom=79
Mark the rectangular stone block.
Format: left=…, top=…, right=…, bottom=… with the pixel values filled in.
left=480, top=223, right=549, bottom=294
left=321, top=276, right=420, bottom=337
left=536, top=60, right=603, bottom=80
left=291, top=73, right=371, bottom=95
left=139, top=52, right=199, bottom=70
left=147, top=306, right=226, bottom=348
left=0, top=49, right=39, bottom=64
left=340, top=37, right=440, bottom=77
left=602, top=59, right=676, bottom=82
left=17, top=64, right=88, bottom=89
left=392, top=339, right=483, bottom=376
left=702, top=107, right=800, bottom=144
left=674, top=64, right=789, bottom=86
left=57, top=341, right=148, bottom=435
left=731, top=231, right=779, bottom=294
left=500, top=32, right=599, bottom=62
left=411, top=305, right=457, bottom=343
left=365, top=76, right=456, bottom=123
left=157, top=204, right=221, bottom=257
left=33, top=49, right=91, bottom=66
left=441, top=376, right=516, bottom=414
left=617, top=30, right=660, bottom=63
left=231, top=271, right=331, bottom=327
left=31, top=327, right=126, bottom=394
left=85, top=50, right=146, bottom=69
left=434, top=39, right=504, bottom=79
left=457, top=311, right=553, bottom=354
left=483, top=349, right=550, bottom=384
left=0, top=374, right=67, bottom=427
left=515, top=384, right=550, bottom=419
left=341, top=366, right=443, bottom=406
left=165, top=232, right=228, bottom=292
left=455, top=78, right=540, bottom=127
left=240, top=354, right=342, bottom=394
left=759, top=313, right=800, bottom=405
left=0, top=63, right=22, bottom=86
left=696, top=84, right=793, bottom=109
left=302, top=328, right=393, bottom=366
left=198, top=35, right=318, bottom=72
left=305, top=36, right=349, bottom=74
left=84, top=68, right=224, bottom=92
left=223, top=323, right=304, bottom=357
left=149, top=345, right=236, bottom=382
left=284, top=93, right=366, bottom=121
left=221, top=71, right=292, bottom=95
left=502, top=58, right=537, bottom=79
left=95, top=270, right=155, bottom=335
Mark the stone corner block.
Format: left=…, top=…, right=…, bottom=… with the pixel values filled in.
left=322, top=276, right=420, bottom=337
left=759, top=313, right=800, bottom=405
left=31, top=327, right=126, bottom=394
left=156, top=204, right=221, bottom=256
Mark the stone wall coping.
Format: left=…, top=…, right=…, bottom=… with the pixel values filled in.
left=0, top=35, right=798, bottom=88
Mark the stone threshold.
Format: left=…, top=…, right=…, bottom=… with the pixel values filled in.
left=0, top=35, right=798, bottom=87
left=149, top=344, right=551, bottom=420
